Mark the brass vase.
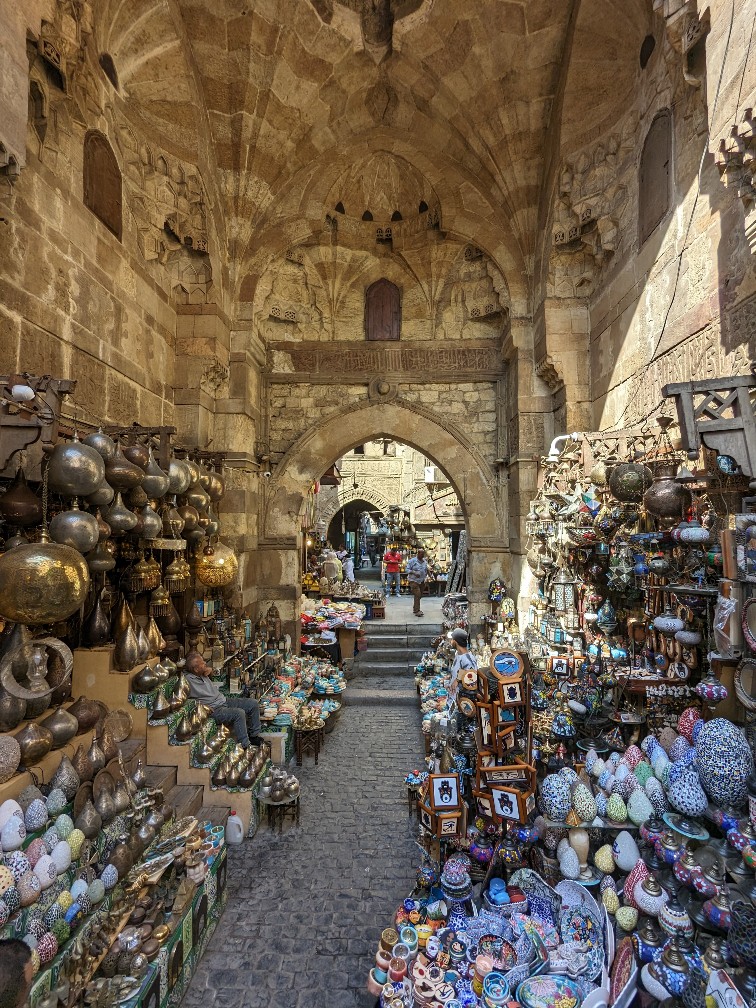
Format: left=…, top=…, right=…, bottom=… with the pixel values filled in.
left=211, top=759, right=228, bottom=787
left=0, top=689, right=26, bottom=732
left=113, top=780, right=131, bottom=814
left=135, top=625, right=151, bottom=664
left=87, top=736, right=106, bottom=775
left=146, top=618, right=165, bottom=657
left=68, top=696, right=102, bottom=734
left=0, top=468, right=43, bottom=527
left=112, top=597, right=134, bottom=639
left=114, top=626, right=139, bottom=673
left=72, top=743, right=94, bottom=782
left=94, top=787, right=116, bottom=824
left=49, top=754, right=80, bottom=799
left=149, top=690, right=171, bottom=720
left=82, top=593, right=111, bottom=647
left=105, top=442, right=144, bottom=490
left=40, top=706, right=79, bottom=748
left=131, top=664, right=160, bottom=695
left=14, top=723, right=54, bottom=766
left=174, top=713, right=195, bottom=742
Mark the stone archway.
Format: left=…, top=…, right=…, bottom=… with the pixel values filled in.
left=256, top=399, right=509, bottom=643
left=316, top=485, right=394, bottom=529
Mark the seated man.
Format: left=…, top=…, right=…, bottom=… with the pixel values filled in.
left=184, top=651, right=264, bottom=749
left=0, top=938, right=33, bottom=1008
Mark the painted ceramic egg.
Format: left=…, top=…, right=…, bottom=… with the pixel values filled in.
left=50, top=840, right=71, bottom=874
left=615, top=775, right=639, bottom=801
left=25, top=915, right=45, bottom=938
left=649, top=789, right=668, bottom=817
left=571, top=782, right=597, bottom=822
left=613, top=830, right=641, bottom=871
left=70, top=879, right=87, bottom=901
left=627, top=790, right=654, bottom=826
left=88, top=879, right=105, bottom=904
left=33, top=855, right=57, bottom=890
left=624, top=744, right=643, bottom=769
left=43, top=902, right=64, bottom=928
left=0, top=864, right=14, bottom=894
left=1, top=814, right=26, bottom=852
left=695, top=718, right=754, bottom=807
left=606, top=793, right=627, bottom=823
left=5, top=850, right=30, bottom=881
left=640, top=735, right=659, bottom=756
left=557, top=838, right=570, bottom=859
left=3, top=886, right=20, bottom=914
left=624, top=861, right=649, bottom=909
left=584, top=748, right=599, bottom=773
left=667, top=768, right=707, bottom=816
left=0, top=900, right=8, bottom=926
left=24, top=799, right=48, bottom=833
left=100, top=864, right=118, bottom=890
left=598, top=770, right=615, bottom=793
left=25, top=838, right=47, bottom=870
left=602, top=888, right=620, bottom=913
left=558, top=846, right=581, bottom=880
left=560, top=767, right=579, bottom=785
left=0, top=799, right=23, bottom=831
left=17, top=871, right=42, bottom=907
left=67, top=829, right=85, bottom=860
left=37, top=932, right=58, bottom=963
left=651, top=749, right=670, bottom=782
left=595, top=793, right=608, bottom=817
left=54, top=814, right=73, bottom=841
left=616, top=905, right=638, bottom=931
left=55, top=890, right=73, bottom=911
left=594, top=844, right=616, bottom=873
left=42, top=827, right=60, bottom=853
left=615, top=764, right=630, bottom=783
left=45, top=789, right=67, bottom=816
left=600, top=874, right=617, bottom=893
left=634, top=762, right=653, bottom=787
left=691, top=719, right=704, bottom=744
left=668, top=736, right=691, bottom=762
left=29, top=950, right=40, bottom=976
left=77, top=893, right=92, bottom=915
left=607, top=752, right=621, bottom=769
left=540, top=774, right=572, bottom=822
left=657, top=727, right=678, bottom=753
left=677, top=707, right=701, bottom=743
left=590, top=758, right=606, bottom=779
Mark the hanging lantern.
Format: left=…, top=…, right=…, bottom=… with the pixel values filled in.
left=164, top=554, right=189, bottom=593
left=149, top=584, right=172, bottom=616
left=551, top=567, right=576, bottom=614
left=266, top=604, right=282, bottom=641
left=195, top=542, right=239, bottom=588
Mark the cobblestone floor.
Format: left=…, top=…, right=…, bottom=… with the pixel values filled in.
left=182, top=693, right=425, bottom=1007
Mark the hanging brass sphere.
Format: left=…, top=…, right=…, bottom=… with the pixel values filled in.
left=0, top=533, right=90, bottom=624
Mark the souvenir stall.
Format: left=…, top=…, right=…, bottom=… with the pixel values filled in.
left=0, top=374, right=272, bottom=1006
left=367, top=379, right=756, bottom=1008
left=300, top=598, right=366, bottom=663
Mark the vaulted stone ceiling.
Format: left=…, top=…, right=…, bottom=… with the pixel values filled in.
left=94, top=0, right=652, bottom=311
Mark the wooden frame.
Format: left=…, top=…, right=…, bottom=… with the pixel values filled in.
left=473, top=789, right=493, bottom=819
left=490, top=786, right=535, bottom=824
left=428, top=773, right=461, bottom=812
left=489, top=649, right=524, bottom=677
left=476, top=669, right=490, bottom=702
left=497, top=674, right=525, bottom=707
left=548, top=655, right=572, bottom=678
left=477, top=703, right=494, bottom=749
left=436, top=812, right=463, bottom=838
left=494, top=721, right=518, bottom=755
left=419, top=801, right=435, bottom=831
left=481, top=758, right=535, bottom=790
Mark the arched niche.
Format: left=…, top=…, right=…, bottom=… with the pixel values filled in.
left=639, top=109, right=672, bottom=246
left=83, top=131, right=122, bottom=240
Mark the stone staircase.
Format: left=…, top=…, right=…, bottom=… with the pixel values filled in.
left=344, top=621, right=442, bottom=708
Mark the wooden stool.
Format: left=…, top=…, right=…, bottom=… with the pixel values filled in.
left=259, top=795, right=300, bottom=833
left=294, top=725, right=325, bottom=766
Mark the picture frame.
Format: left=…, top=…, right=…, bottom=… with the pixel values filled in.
left=428, top=773, right=461, bottom=812
left=548, top=655, right=572, bottom=678
left=436, top=812, right=462, bottom=838
left=490, top=786, right=535, bottom=824
left=482, top=758, right=535, bottom=790
left=476, top=669, right=490, bottom=702
left=477, top=703, right=494, bottom=749
left=497, top=675, right=525, bottom=707
left=419, top=801, right=435, bottom=831
left=490, top=649, right=524, bottom=677
left=494, top=722, right=518, bottom=755
left=473, top=789, right=493, bottom=819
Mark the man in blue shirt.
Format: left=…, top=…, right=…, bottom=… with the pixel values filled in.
left=405, top=548, right=429, bottom=616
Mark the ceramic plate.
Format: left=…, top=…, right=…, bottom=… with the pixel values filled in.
left=73, top=781, right=93, bottom=819
left=93, top=769, right=115, bottom=801
left=104, top=709, right=133, bottom=743
left=559, top=908, right=601, bottom=949
left=556, top=880, right=602, bottom=922
left=735, top=658, right=756, bottom=713
left=516, top=974, right=583, bottom=1008
left=609, top=937, right=634, bottom=1006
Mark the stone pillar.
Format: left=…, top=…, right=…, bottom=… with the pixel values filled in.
left=466, top=543, right=511, bottom=634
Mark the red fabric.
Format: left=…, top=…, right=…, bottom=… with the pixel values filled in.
left=383, top=550, right=402, bottom=573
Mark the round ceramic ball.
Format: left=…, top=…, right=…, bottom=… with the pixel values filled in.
left=42, top=827, right=60, bottom=853
left=67, top=829, right=85, bottom=861
left=100, top=864, right=118, bottom=890
left=51, top=920, right=70, bottom=945
left=3, top=886, right=20, bottom=914
left=37, top=932, right=58, bottom=963
left=695, top=718, right=754, bottom=807
left=25, top=837, right=47, bottom=870
left=56, top=890, right=73, bottom=911
left=45, top=789, right=67, bottom=816
left=88, top=879, right=105, bottom=904
left=0, top=735, right=21, bottom=784
left=24, top=799, right=48, bottom=833
left=0, top=900, right=8, bottom=926
left=54, top=814, right=73, bottom=841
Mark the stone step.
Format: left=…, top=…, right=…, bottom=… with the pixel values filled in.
left=200, top=805, right=231, bottom=829
left=367, top=623, right=443, bottom=635
left=354, top=662, right=417, bottom=676
left=365, top=644, right=427, bottom=657
left=144, top=764, right=177, bottom=795
left=342, top=685, right=418, bottom=708
left=164, top=783, right=204, bottom=821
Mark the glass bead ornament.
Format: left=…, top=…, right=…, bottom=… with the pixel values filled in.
left=694, top=718, right=753, bottom=808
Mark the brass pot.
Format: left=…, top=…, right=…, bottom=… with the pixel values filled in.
left=140, top=503, right=163, bottom=540
left=87, top=736, right=106, bottom=775
left=48, top=500, right=99, bottom=554
left=113, top=780, right=131, bottom=814
left=141, top=450, right=170, bottom=499
left=14, top=723, right=53, bottom=766
left=103, top=492, right=138, bottom=536
left=211, top=760, right=228, bottom=787
left=49, top=754, right=80, bottom=799
left=94, top=787, right=116, bottom=823
left=131, top=664, right=160, bottom=694
left=82, top=428, right=116, bottom=461
left=146, top=619, right=165, bottom=657
left=112, top=597, right=134, bottom=640
left=104, top=442, right=144, bottom=490
left=108, top=834, right=133, bottom=878
left=0, top=689, right=26, bottom=732
left=195, top=740, right=214, bottom=765
left=174, top=713, right=195, bottom=742
left=82, top=593, right=111, bottom=647
left=0, top=468, right=43, bottom=527
left=100, top=728, right=119, bottom=762
left=46, top=436, right=106, bottom=497
left=68, top=696, right=102, bottom=734
left=40, top=706, right=79, bottom=748
left=135, top=625, right=151, bottom=664
left=167, top=459, right=191, bottom=496
left=86, top=540, right=116, bottom=573
left=226, top=761, right=241, bottom=788
left=149, top=690, right=171, bottom=720
left=0, top=534, right=90, bottom=625
left=114, top=626, right=139, bottom=673
left=123, top=439, right=150, bottom=470
left=643, top=461, right=692, bottom=521
left=86, top=481, right=115, bottom=509
left=72, top=743, right=94, bottom=782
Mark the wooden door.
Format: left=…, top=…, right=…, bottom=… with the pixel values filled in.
left=365, top=278, right=401, bottom=340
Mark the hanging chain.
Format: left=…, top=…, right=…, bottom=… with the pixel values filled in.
left=41, top=462, right=49, bottom=529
